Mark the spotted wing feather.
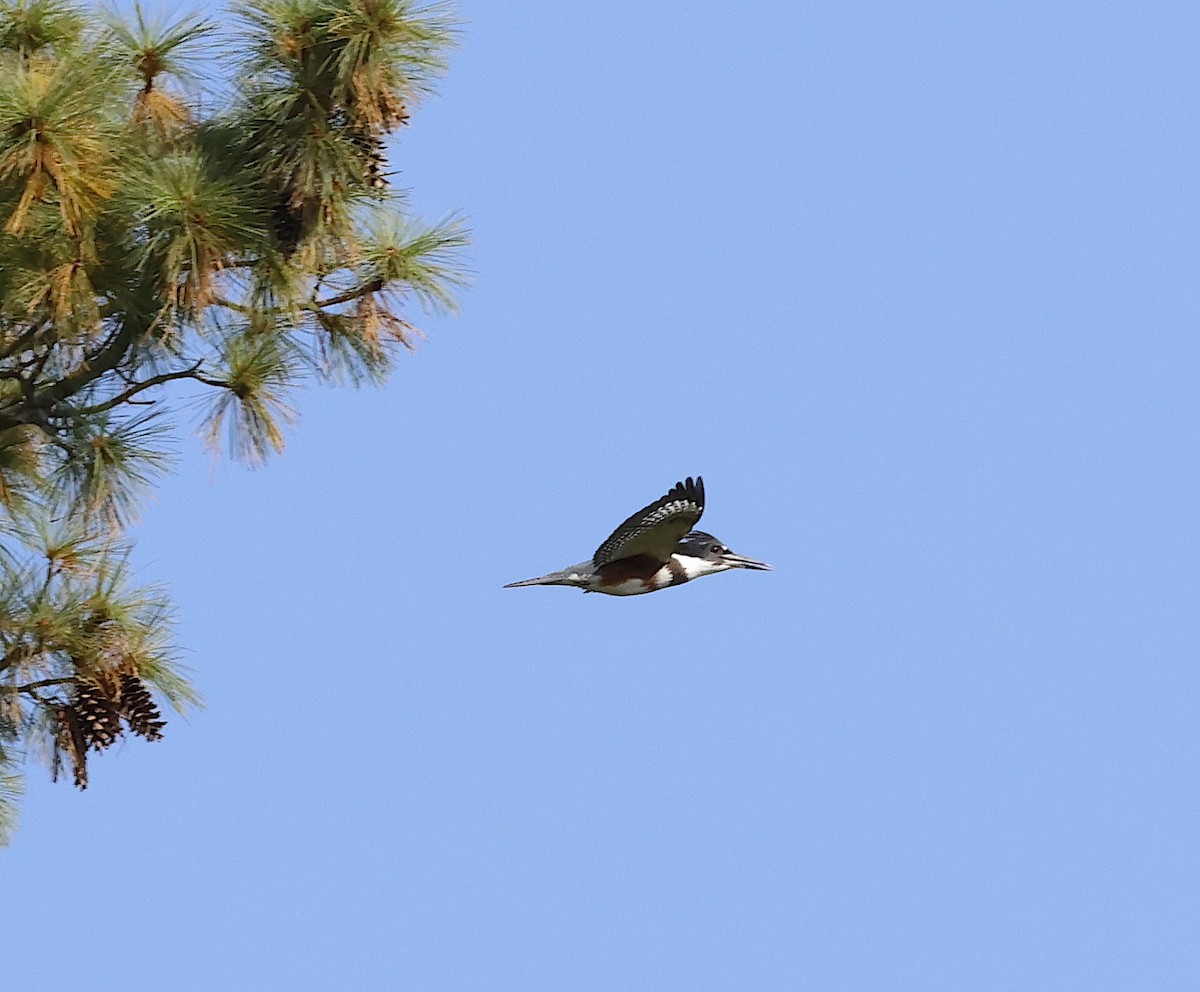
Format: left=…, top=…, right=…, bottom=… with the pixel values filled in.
left=592, top=477, right=705, bottom=567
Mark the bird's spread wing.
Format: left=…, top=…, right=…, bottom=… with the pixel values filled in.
left=592, top=477, right=705, bottom=567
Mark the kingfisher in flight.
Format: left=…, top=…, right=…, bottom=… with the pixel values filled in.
left=503, top=476, right=771, bottom=596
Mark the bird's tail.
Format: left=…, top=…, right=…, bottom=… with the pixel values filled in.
left=503, top=564, right=591, bottom=589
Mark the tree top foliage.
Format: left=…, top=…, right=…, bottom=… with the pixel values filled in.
left=0, top=0, right=467, bottom=843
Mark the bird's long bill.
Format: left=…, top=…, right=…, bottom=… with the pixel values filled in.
left=722, top=551, right=772, bottom=571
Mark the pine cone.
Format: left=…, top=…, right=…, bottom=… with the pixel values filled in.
left=53, top=705, right=89, bottom=790
left=347, top=127, right=389, bottom=190
left=73, top=679, right=123, bottom=752
left=272, top=193, right=304, bottom=256
left=116, top=673, right=166, bottom=741
left=365, top=152, right=388, bottom=190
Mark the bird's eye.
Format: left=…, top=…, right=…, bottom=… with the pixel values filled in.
left=711, top=543, right=723, bottom=553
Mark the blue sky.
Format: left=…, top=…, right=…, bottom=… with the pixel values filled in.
left=8, top=1, right=1200, bottom=989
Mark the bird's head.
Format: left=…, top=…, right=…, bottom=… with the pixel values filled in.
left=674, top=530, right=772, bottom=574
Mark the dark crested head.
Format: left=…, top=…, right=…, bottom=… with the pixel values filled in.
left=677, top=530, right=723, bottom=557
left=676, top=530, right=772, bottom=570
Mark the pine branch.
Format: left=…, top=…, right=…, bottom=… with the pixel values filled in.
left=37, top=318, right=144, bottom=406
left=0, top=677, right=75, bottom=696
left=313, top=278, right=384, bottom=309
left=0, top=326, right=45, bottom=361
left=0, top=646, right=28, bottom=676
left=0, top=318, right=148, bottom=432
left=73, top=362, right=209, bottom=415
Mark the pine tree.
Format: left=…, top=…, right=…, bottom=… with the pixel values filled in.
left=0, top=0, right=467, bottom=844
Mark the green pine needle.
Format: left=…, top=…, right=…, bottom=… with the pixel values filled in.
left=105, top=3, right=216, bottom=87
left=361, top=209, right=469, bottom=312
left=0, top=0, right=85, bottom=58
left=50, top=410, right=173, bottom=528
left=203, top=327, right=300, bottom=464
left=0, top=767, right=23, bottom=846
